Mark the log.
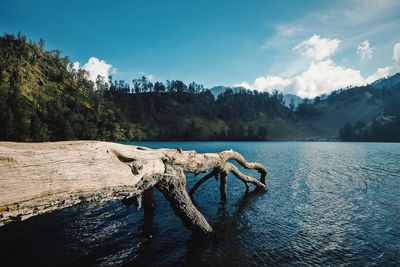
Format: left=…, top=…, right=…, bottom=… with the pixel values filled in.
left=0, top=141, right=267, bottom=235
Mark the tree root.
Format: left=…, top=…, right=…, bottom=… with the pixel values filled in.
left=0, top=141, right=268, bottom=236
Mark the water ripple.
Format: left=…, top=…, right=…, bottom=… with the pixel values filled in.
left=0, top=142, right=400, bottom=266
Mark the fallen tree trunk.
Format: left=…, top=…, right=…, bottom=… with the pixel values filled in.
left=0, top=141, right=267, bottom=235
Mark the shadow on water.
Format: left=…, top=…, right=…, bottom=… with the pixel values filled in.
left=1, top=142, right=400, bottom=266
left=179, top=188, right=267, bottom=267
left=125, top=187, right=267, bottom=267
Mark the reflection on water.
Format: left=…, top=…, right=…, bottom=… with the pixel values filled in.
left=0, top=142, right=399, bottom=266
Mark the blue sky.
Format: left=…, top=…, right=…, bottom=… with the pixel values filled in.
left=1, top=0, right=400, bottom=97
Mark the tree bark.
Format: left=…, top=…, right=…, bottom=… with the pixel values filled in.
left=0, top=141, right=267, bottom=235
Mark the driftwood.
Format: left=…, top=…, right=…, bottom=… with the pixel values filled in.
left=0, top=141, right=267, bottom=235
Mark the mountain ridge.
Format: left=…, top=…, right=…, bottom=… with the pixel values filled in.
left=1, top=33, right=399, bottom=142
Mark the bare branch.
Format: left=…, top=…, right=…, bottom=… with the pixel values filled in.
left=0, top=141, right=268, bottom=236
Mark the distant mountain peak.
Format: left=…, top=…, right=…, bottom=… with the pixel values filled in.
left=282, top=94, right=303, bottom=108
left=209, top=86, right=250, bottom=98
left=370, top=72, right=400, bottom=90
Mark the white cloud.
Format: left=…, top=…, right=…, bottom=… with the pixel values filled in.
left=293, top=35, right=341, bottom=61
left=365, top=66, right=391, bottom=84
left=365, top=42, right=400, bottom=82
left=293, top=60, right=364, bottom=98
left=342, top=0, right=399, bottom=25
left=233, top=81, right=252, bottom=89
left=72, top=61, right=80, bottom=71
left=147, top=74, right=155, bottom=81
left=262, top=0, right=400, bottom=77
left=82, top=57, right=112, bottom=84
left=235, top=76, right=292, bottom=93
left=111, top=68, right=119, bottom=75
left=236, top=42, right=400, bottom=98
left=357, top=40, right=374, bottom=59
left=393, top=42, right=400, bottom=72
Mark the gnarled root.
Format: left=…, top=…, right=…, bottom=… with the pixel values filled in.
left=188, top=150, right=267, bottom=202
left=157, top=169, right=213, bottom=235
left=0, top=142, right=267, bottom=236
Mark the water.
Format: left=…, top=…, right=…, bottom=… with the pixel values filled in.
left=0, top=142, right=399, bottom=266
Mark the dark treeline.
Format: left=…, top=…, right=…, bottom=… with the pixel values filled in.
left=339, top=118, right=400, bottom=142
left=104, top=88, right=286, bottom=141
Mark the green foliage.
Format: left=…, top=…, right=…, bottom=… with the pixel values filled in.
left=339, top=118, right=400, bottom=142
left=0, top=33, right=133, bottom=141
left=295, top=98, right=320, bottom=116
left=105, top=86, right=290, bottom=141
left=2, top=33, right=399, bottom=142
left=0, top=33, right=283, bottom=143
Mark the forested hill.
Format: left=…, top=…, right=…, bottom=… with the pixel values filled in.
left=0, top=33, right=303, bottom=142
left=292, top=73, right=400, bottom=142
left=1, top=33, right=399, bottom=142
left=106, top=89, right=300, bottom=141
left=0, top=33, right=133, bottom=141
left=336, top=76, right=400, bottom=142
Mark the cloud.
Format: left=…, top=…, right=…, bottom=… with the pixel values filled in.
left=366, top=42, right=400, bottom=82
left=82, top=57, right=112, bottom=83
left=393, top=42, right=400, bottom=72
left=234, top=60, right=364, bottom=98
left=71, top=57, right=113, bottom=84
left=342, top=0, right=400, bottom=25
left=357, top=40, right=374, bottom=59
left=365, top=66, right=391, bottom=84
left=235, top=76, right=292, bottom=93
left=147, top=74, right=155, bottom=81
left=262, top=0, right=400, bottom=72
left=232, top=81, right=252, bottom=89
left=236, top=42, right=400, bottom=98
left=293, top=60, right=364, bottom=98
left=293, top=35, right=341, bottom=61
left=72, top=61, right=80, bottom=71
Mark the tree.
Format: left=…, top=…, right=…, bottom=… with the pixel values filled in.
left=0, top=33, right=132, bottom=142
left=133, top=78, right=141, bottom=93
left=289, top=99, right=295, bottom=111
left=154, top=81, right=166, bottom=93
left=188, top=82, right=196, bottom=94
left=247, top=126, right=255, bottom=140
left=96, top=75, right=107, bottom=91
left=257, top=126, right=267, bottom=140
left=339, top=123, right=354, bottom=141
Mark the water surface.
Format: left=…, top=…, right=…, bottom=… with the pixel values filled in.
left=0, top=142, right=399, bottom=266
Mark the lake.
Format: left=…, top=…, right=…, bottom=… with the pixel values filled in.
left=0, top=142, right=399, bottom=266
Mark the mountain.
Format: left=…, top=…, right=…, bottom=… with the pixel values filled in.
left=1, top=33, right=399, bottom=142
left=209, top=86, right=249, bottom=98
left=0, top=33, right=300, bottom=142
left=282, top=94, right=303, bottom=109
left=301, top=73, right=400, bottom=140
left=370, top=73, right=400, bottom=89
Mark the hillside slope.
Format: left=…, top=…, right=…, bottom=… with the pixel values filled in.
left=1, top=33, right=399, bottom=142
left=0, top=33, right=133, bottom=141
left=299, top=75, right=400, bottom=140
left=302, top=90, right=384, bottom=138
